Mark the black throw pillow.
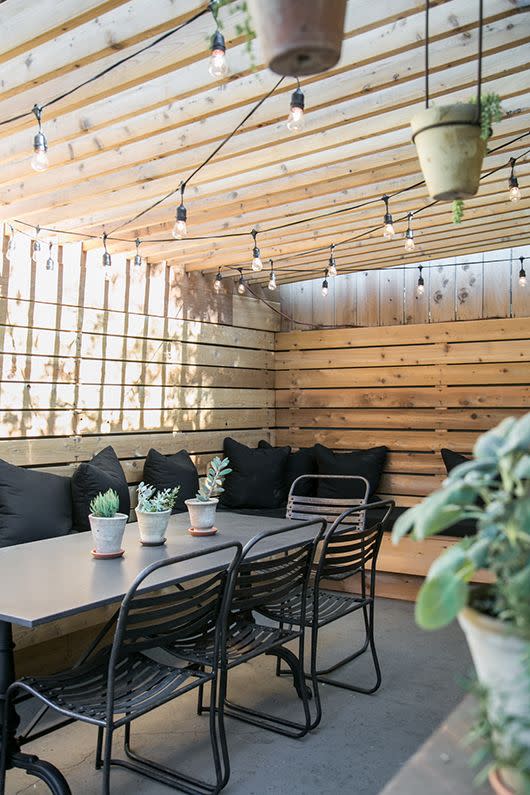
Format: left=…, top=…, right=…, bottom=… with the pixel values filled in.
left=314, top=444, right=388, bottom=500
left=258, top=440, right=317, bottom=498
left=220, top=438, right=290, bottom=509
left=71, top=446, right=130, bottom=532
left=142, top=449, right=199, bottom=513
left=0, top=459, right=73, bottom=548
left=441, top=448, right=470, bottom=474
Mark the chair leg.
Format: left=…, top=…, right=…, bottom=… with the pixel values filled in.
left=95, top=726, right=104, bottom=770
left=101, top=726, right=114, bottom=795
left=315, top=603, right=370, bottom=676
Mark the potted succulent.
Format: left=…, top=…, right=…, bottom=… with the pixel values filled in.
left=410, top=93, right=502, bottom=211
left=185, top=456, right=231, bottom=536
left=89, top=489, right=128, bottom=559
left=135, top=482, right=180, bottom=545
left=392, top=414, right=530, bottom=794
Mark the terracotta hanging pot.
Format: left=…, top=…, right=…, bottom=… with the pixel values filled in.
left=249, top=0, right=347, bottom=76
left=410, top=104, right=485, bottom=201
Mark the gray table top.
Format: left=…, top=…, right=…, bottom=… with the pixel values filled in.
left=0, top=513, right=321, bottom=628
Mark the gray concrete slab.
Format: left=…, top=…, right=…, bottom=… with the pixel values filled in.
left=6, top=599, right=472, bottom=795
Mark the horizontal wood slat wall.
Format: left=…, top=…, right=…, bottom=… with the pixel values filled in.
left=275, top=316, right=530, bottom=509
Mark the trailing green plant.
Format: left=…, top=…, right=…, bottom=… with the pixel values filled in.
left=452, top=93, right=502, bottom=225
left=196, top=456, right=232, bottom=502
left=137, top=482, right=180, bottom=513
left=89, top=489, right=120, bottom=518
left=392, top=413, right=530, bottom=633
left=210, top=0, right=255, bottom=59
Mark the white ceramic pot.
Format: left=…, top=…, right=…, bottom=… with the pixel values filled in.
left=89, top=513, right=128, bottom=555
left=249, top=0, right=347, bottom=76
left=185, top=498, right=218, bottom=535
left=135, top=509, right=171, bottom=545
left=458, top=606, right=530, bottom=793
left=410, top=104, right=486, bottom=201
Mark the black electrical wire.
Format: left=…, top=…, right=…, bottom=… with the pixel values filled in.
left=0, top=7, right=209, bottom=127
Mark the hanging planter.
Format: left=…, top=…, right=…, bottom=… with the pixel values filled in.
left=248, top=0, right=347, bottom=76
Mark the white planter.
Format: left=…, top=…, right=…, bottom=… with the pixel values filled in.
left=249, top=0, right=347, bottom=76
left=411, top=104, right=486, bottom=201
left=459, top=606, right=530, bottom=793
left=185, top=498, right=218, bottom=535
left=89, top=513, right=127, bottom=556
left=135, top=509, right=171, bottom=545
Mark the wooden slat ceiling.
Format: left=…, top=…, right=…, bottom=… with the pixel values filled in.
left=1, top=0, right=529, bottom=286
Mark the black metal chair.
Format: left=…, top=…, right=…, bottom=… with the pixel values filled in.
left=0, top=543, right=242, bottom=795
left=286, top=474, right=370, bottom=526
left=272, top=500, right=394, bottom=729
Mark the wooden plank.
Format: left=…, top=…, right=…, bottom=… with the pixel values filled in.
left=455, top=255, right=483, bottom=321
left=232, top=295, right=281, bottom=332
left=379, top=268, right=404, bottom=326
left=356, top=270, right=380, bottom=327
left=483, top=249, right=511, bottom=318
left=275, top=366, right=441, bottom=389
left=404, top=265, right=430, bottom=325
left=312, top=276, right=335, bottom=327
left=334, top=272, right=357, bottom=327
left=275, top=428, right=479, bottom=453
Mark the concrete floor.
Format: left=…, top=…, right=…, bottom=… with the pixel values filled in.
left=6, top=599, right=471, bottom=795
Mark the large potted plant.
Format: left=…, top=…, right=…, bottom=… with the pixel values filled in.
left=186, top=456, right=231, bottom=536
left=135, top=482, right=180, bottom=545
left=89, top=489, right=128, bottom=559
left=410, top=93, right=502, bottom=206
left=392, top=414, right=530, bottom=794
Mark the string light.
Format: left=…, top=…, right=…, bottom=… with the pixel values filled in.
left=133, top=238, right=142, bottom=267
left=416, top=265, right=425, bottom=296
left=250, top=229, right=262, bottom=271
left=519, top=257, right=527, bottom=288
left=382, top=195, right=395, bottom=239
left=6, top=226, right=16, bottom=262
left=45, top=241, right=55, bottom=271
left=237, top=268, right=246, bottom=294
left=172, top=184, right=187, bottom=239
left=404, top=213, right=415, bottom=252
left=214, top=268, right=222, bottom=293
left=287, top=84, right=305, bottom=132
left=102, top=233, right=112, bottom=279
left=268, top=259, right=277, bottom=291
left=508, top=158, right=521, bottom=202
left=328, top=244, right=337, bottom=276
left=30, top=105, right=49, bottom=172
left=321, top=269, right=329, bottom=297
left=32, top=225, right=42, bottom=262
left=209, top=29, right=228, bottom=79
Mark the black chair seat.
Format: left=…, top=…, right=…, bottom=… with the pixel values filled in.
left=261, top=587, right=370, bottom=629
left=20, top=651, right=210, bottom=726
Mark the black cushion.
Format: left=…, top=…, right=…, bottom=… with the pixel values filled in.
left=71, top=446, right=130, bottom=532
left=220, top=438, right=290, bottom=510
left=314, top=444, right=388, bottom=500
left=142, top=449, right=199, bottom=513
left=0, top=460, right=73, bottom=548
left=258, top=440, right=317, bottom=498
left=441, top=448, right=470, bottom=473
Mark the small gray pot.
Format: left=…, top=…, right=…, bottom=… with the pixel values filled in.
left=135, top=508, right=171, bottom=545
left=185, top=498, right=219, bottom=535
left=89, top=513, right=128, bottom=555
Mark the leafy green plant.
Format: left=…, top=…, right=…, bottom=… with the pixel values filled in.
left=392, top=413, right=530, bottom=632
left=90, top=489, right=120, bottom=518
left=137, top=482, right=180, bottom=513
left=196, top=456, right=232, bottom=502
left=452, top=198, right=464, bottom=224
left=210, top=0, right=255, bottom=58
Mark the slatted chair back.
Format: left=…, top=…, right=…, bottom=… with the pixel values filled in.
left=108, top=542, right=242, bottom=669
left=315, top=500, right=394, bottom=585
left=286, top=475, right=370, bottom=528
left=228, top=520, right=326, bottom=616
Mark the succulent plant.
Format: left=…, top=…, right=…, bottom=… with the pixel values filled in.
left=196, top=457, right=232, bottom=502
left=89, top=489, right=120, bottom=518
left=137, top=482, right=180, bottom=513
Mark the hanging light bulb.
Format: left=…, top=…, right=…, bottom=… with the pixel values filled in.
left=214, top=269, right=222, bottom=293
left=321, top=269, right=329, bottom=297
left=209, top=29, right=228, bottom=79
left=32, top=225, right=42, bottom=262
left=508, top=158, right=521, bottom=203
left=328, top=244, right=337, bottom=276
left=237, top=269, right=246, bottom=295
left=287, top=85, right=305, bottom=133
left=519, top=257, right=527, bottom=288
left=133, top=238, right=142, bottom=267
left=382, top=195, right=395, bottom=239
left=6, top=227, right=16, bottom=262
left=102, top=234, right=111, bottom=280
left=46, top=241, right=55, bottom=272
left=404, top=213, right=415, bottom=252
left=268, top=260, right=277, bottom=291
left=172, top=184, right=187, bottom=239
left=30, top=105, right=49, bottom=172
left=250, top=229, right=262, bottom=272
left=416, top=265, right=425, bottom=297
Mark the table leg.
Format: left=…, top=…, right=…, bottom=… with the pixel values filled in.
left=0, top=620, right=72, bottom=795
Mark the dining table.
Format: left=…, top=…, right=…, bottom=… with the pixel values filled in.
left=0, top=510, right=319, bottom=795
